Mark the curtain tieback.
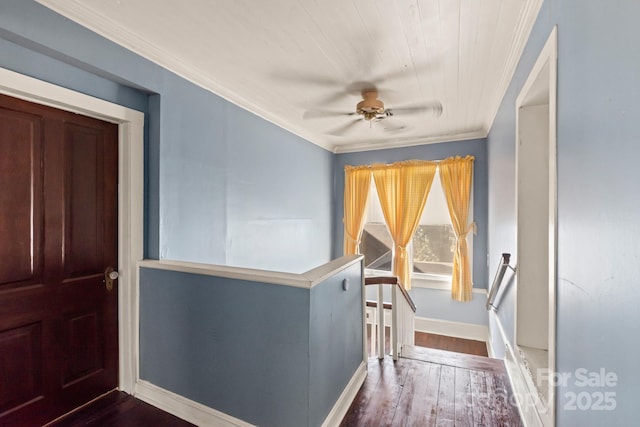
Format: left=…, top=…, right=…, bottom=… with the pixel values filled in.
left=395, top=244, right=408, bottom=262
left=463, top=221, right=477, bottom=236
left=345, top=233, right=360, bottom=244
left=455, top=222, right=476, bottom=252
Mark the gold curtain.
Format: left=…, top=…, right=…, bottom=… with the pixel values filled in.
left=343, top=165, right=372, bottom=255
left=372, top=160, right=437, bottom=290
left=439, top=155, right=475, bottom=302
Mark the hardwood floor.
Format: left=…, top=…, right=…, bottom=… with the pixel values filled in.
left=46, top=391, right=194, bottom=427
left=366, top=326, right=489, bottom=358
left=353, top=330, right=521, bottom=426
left=414, top=332, right=488, bottom=357
left=45, top=334, right=511, bottom=427
left=341, top=347, right=523, bottom=427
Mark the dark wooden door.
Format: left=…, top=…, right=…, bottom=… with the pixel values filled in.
left=0, top=94, right=119, bottom=426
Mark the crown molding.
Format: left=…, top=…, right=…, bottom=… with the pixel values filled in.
left=484, top=0, right=544, bottom=134
left=36, top=0, right=534, bottom=155
left=333, top=129, right=487, bottom=154
left=35, top=0, right=334, bottom=152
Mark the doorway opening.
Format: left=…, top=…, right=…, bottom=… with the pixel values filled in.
left=514, top=27, right=557, bottom=427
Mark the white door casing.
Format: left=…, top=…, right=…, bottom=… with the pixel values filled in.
left=0, top=66, right=145, bottom=394
left=513, top=25, right=557, bottom=427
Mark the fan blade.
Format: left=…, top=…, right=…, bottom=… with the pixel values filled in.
left=303, top=109, right=355, bottom=120
left=316, top=82, right=386, bottom=105
left=312, top=90, right=354, bottom=106
left=311, top=81, right=380, bottom=106
left=327, top=118, right=362, bottom=136
left=371, top=116, right=407, bottom=133
left=386, top=101, right=443, bottom=117
left=382, top=122, right=408, bottom=133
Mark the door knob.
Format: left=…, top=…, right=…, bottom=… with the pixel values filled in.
left=104, top=267, right=119, bottom=291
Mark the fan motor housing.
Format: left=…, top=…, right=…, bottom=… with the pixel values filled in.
left=356, top=91, right=385, bottom=120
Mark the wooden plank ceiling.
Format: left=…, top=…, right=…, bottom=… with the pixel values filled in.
left=37, top=0, right=542, bottom=153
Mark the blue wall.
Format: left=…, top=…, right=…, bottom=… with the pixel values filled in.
left=487, top=1, right=640, bottom=424
left=309, top=265, right=364, bottom=426
left=0, top=0, right=333, bottom=273
left=140, top=262, right=363, bottom=427
left=139, top=268, right=310, bottom=427
left=1, top=3, right=342, bottom=425
left=157, top=73, right=333, bottom=272
left=335, top=139, right=489, bottom=326
left=11, top=0, right=640, bottom=424
left=409, top=287, right=488, bottom=325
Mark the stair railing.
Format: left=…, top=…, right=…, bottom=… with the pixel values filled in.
left=365, top=276, right=416, bottom=360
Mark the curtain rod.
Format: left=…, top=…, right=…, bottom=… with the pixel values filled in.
left=345, top=156, right=474, bottom=170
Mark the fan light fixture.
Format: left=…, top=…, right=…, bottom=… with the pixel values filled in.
left=356, top=90, right=385, bottom=120
left=300, top=83, right=442, bottom=136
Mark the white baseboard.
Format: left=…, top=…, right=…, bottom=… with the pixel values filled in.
left=321, top=361, right=367, bottom=427
left=491, top=311, right=545, bottom=427
left=134, top=380, right=254, bottom=427
left=414, top=316, right=488, bottom=343
left=134, top=362, right=367, bottom=427
left=486, top=327, right=496, bottom=359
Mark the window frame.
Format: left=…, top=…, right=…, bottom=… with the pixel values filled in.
left=361, top=163, right=474, bottom=290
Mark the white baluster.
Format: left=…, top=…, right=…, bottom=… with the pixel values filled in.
left=377, top=284, right=384, bottom=359
left=391, top=286, right=398, bottom=360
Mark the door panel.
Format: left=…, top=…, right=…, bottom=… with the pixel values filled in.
left=0, top=322, right=43, bottom=413
left=0, top=108, right=42, bottom=288
left=66, top=123, right=105, bottom=277
left=63, top=310, right=102, bottom=385
left=0, top=94, right=118, bottom=426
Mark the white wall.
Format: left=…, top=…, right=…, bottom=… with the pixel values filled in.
left=516, top=103, right=550, bottom=350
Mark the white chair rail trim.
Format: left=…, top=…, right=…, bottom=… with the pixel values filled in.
left=138, top=255, right=363, bottom=289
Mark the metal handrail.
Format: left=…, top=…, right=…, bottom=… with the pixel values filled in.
left=486, top=253, right=516, bottom=311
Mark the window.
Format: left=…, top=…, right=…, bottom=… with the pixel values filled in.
left=360, top=168, right=472, bottom=283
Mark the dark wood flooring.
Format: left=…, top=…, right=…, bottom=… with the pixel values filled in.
left=47, top=333, right=507, bottom=427
left=342, top=345, right=523, bottom=427
left=46, top=391, right=194, bottom=427
left=414, top=331, right=488, bottom=357
left=367, top=326, right=489, bottom=358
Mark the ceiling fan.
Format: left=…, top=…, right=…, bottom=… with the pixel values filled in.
left=303, top=86, right=443, bottom=136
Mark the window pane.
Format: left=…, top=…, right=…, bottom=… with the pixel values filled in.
left=359, top=168, right=468, bottom=280
left=361, top=180, right=392, bottom=271
left=362, top=223, right=393, bottom=271
left=413, top=173, right=454, bottom=276
left=412, top=224, right=455, bottom=275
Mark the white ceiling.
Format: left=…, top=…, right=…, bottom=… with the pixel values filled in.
left=37, top=0, right=542, bottom=153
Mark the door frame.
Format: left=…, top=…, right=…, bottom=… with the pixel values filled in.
left=0, top=67, right=144, bottom=394
left=513, top=26, right=557, bottom=427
